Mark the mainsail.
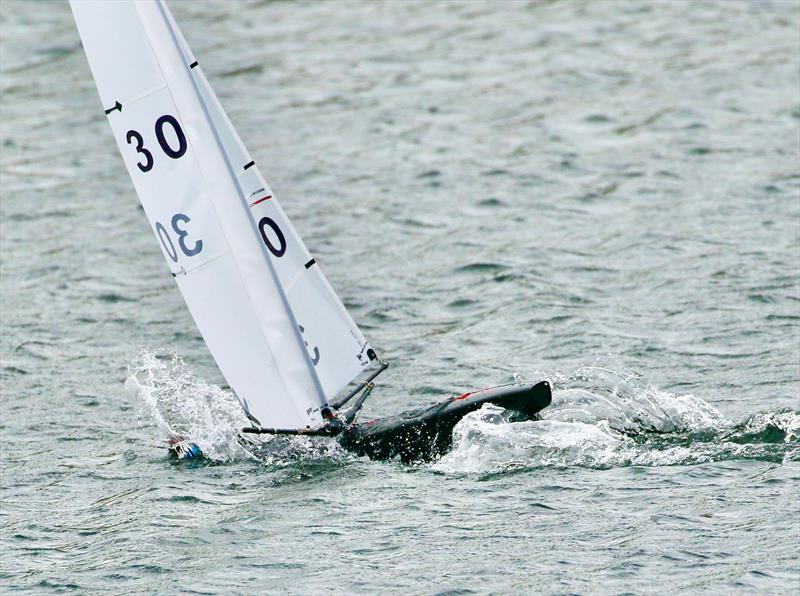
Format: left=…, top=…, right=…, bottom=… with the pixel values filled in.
left=70, top=0, right=374, bottom=429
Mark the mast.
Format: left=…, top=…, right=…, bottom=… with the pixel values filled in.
left=149, top=0, right=328, bottom=408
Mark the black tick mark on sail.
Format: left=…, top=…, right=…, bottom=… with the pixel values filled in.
left=104, top=101, right=122, bottom=115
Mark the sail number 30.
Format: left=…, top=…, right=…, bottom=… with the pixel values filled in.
left=125, top=115, right=187, bottom=172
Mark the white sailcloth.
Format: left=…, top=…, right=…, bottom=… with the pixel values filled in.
left=70, top=0, right=373, bottom=429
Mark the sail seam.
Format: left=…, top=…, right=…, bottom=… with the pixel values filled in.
left=111, top=83, right=169, bottom=112
left=169, top=249, right=229, bottom=277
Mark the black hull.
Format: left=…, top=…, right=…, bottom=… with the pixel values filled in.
left=338, top=381, right=552, bottom=463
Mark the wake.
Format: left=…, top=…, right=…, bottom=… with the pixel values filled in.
left=433, top=367, right=799, bottom=474
left=127, top=352, right=798, bottom=471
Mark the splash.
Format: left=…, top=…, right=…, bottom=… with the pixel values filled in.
left=433, top=367, right=799, bottom=474
left=127, top=349, right=350, bottom=465
left=128, top=355, right=797, bottom=471
left=127, top=349, right=252, bottom=461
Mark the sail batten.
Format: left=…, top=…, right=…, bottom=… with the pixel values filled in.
left=70, top=0, right=373, bottom=428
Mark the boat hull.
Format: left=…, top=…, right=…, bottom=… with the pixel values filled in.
left=337, top=381, right=552, bottom=463
left=169, top=381, right=552, bottom=463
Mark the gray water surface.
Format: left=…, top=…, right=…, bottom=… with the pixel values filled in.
left=2, top=1, right=799, bottom=593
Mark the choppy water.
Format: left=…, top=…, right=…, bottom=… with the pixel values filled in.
left=2, top=0, right=799, bottom=593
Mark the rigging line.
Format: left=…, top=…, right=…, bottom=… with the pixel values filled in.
left=330, top=360, right=389, bottom=410
left=341, top=382, right=374, bottom=426
left=240, top=426, right=335, bottom=436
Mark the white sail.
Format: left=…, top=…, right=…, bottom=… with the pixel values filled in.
left=70, top=0, right=373, bottom=429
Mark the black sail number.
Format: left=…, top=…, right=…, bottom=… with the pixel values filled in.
left=154, top=115, right=187, bottom=159
left=155, top=213, right=202, bottom=263
left=126, top=114, right=187, bottom=172
left=258, top=217, right=286, bottom=257
left=126, top=130, right=153, bottom=172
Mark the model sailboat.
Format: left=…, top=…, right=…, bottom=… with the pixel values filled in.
left=71, top=0, right=551, bottom=462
